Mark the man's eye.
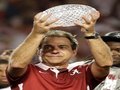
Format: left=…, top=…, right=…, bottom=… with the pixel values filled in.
left=43, top=45, right=52, bottom=50
left=116, top=49, right=120, bottom=52
left=59, top=45, right=68, bottom=49
left=112, top=48, right=120, bottom=52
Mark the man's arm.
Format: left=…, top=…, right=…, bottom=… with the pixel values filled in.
left=75, top=11, right=113, bottom=79
left=7, top=13, right=58, bottom=78
left=87, top=37, right=112, bottom=79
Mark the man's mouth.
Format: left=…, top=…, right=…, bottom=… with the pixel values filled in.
left=1, top=78, right=8, bottom=82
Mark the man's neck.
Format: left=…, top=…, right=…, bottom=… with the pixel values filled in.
left=0, top=85, right=10, bottom=89
left=42, top=61, right=69, bottom=69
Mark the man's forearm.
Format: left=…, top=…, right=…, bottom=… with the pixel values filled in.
left=87, top=37, right=113, bottom=67
left=9, top=32, right=45, bottom=68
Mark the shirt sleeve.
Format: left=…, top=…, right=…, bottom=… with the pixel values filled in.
left=86, top=63, right=106, bottom=90
left=6, top=65, right=30, bottom=86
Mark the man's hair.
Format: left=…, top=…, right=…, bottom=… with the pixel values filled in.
left=39, top=30, right=78, bottom=50
left=0, top=50, right=13, bottom=64
left=102, top=31, right=120, bottom=42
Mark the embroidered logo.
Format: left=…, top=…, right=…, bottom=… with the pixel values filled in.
left=70, top=69, right=80, bottom=75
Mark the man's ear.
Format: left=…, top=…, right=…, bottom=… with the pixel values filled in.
left=72, top=48, right=78, bottom=57
left=37, top=48, right=43, bottom=56
left=36, top=48, right=40, bottom=56
left=36, top=48, right=43, bottom=62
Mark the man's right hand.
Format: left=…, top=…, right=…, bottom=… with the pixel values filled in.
left=32, top=12, right=59, bottom=34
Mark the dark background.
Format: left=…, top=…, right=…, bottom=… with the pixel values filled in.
left=0, top=0, right=119, bottom=61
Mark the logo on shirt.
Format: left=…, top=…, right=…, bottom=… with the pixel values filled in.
left=70, top=69, right=80, bottom=75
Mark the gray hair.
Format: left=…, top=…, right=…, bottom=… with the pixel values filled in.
left=39, top=30, right=78, bottom=50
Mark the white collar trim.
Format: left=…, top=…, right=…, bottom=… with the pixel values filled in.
left=35, top=61, right=89, bottom=71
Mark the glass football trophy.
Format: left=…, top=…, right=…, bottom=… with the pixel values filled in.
left=41, top=4, right=99, bottom=27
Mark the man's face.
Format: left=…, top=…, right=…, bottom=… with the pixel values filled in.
left=107, top=42, right=120, bottom=66
left=40, top=37, right=77, bottom=67
left=0, top=63, right=9, bottom=88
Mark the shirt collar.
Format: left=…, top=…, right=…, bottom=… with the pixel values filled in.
left=35, top=61, right=87, bottom=71
left=35, top=62, right=50, bottom=70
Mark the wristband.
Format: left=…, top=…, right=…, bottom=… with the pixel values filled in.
left=85, top=32, right=99, bottom=39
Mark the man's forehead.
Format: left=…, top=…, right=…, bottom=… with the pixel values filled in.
left=107, top=42, right=120, bottom=48
left=107, top=42, right=120, bottom=45
left=43, top=36, right=70, bottom=42
left=42, top=37, right=71, bottom=46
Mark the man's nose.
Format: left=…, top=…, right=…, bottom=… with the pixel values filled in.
left=112, top=50, right=120, bottom=55
left=1, top=70, right=6, bottom=77
left=52, top=47, right=60, bottom=53
left=112, top=50, right=120, bottom=57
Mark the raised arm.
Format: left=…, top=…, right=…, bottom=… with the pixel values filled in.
left=7, top=13, right=58, bottom=77
left=75, top=11, right=113, bottom=79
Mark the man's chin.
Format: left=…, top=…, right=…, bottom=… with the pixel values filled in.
left=0, top=84, right=10, bottom=89
left=44, top=61, right=64, bottom=66
left=48, top=62, right=63, bottom=66
left=113, top=63, right=120, bottom=67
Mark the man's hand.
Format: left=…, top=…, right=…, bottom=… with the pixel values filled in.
left=32, top=12, right=59, bottom=34
left=74, top=11, right=100, bottom=36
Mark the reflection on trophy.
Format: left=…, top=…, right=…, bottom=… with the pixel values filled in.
left=40, top=4, right=99, bottom=27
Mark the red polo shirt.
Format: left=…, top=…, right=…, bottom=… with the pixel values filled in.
left=7, top=61, right=103, bottom=90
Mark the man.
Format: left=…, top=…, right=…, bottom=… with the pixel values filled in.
left=0, top=50, right=13, bottom=90
left=6, top=11, right=113, bottom=90
left=94, top=31, right=120, bottom=90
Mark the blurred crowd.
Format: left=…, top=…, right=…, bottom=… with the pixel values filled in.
left=0, top=0, right=120, bottom=61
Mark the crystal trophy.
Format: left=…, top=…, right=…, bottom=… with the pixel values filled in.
left=41, top=4, right=99, bottom=27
